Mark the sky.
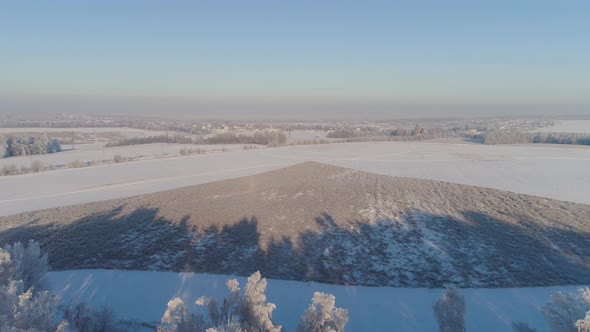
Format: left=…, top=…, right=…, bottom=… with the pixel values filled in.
left=1, top=0, right=589, bottom=119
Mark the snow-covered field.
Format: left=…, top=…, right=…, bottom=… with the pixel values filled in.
left=0, top=142, right=247, bottom=168
left=532, top=120, right=590, bottom=133
left=48, top=270, right=584, bottom=331
left=0, top=126, right=164, bottom=136
left=1, top=141, right=589, bottom=216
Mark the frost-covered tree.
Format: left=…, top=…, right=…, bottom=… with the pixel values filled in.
left=46, top=138, right=62, bottom=154
left=160, top=271, right=280, bottom=332
left=12, top=288, right=59, bottom=330
left=297, top=292, right=349, bottom=332
left=160, top=297, right=204, bottom=332
left=433, top=287, right=465, bottom=332
left=0, top=135, right=7, bottom=158
left=242, top=271, right=281, bottom=332
left=577, top=312, right=590, bottom=332
left=0, top=249, right=21, bottom=319
left=575, top=288, right=590, bottom=332
left=1, top=135, right=61, bottom=158
left=0, top=241, right=63, bottom=332
left=541, top=290, right=590, bottom=332
left=1, top=240, right=116, bottom=332
left=31, top=133, right=49, bottom=155
left=3, top=240, right=49, bottom=291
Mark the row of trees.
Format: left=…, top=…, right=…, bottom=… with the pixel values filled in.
left=106, top=134, right=194, bottom=147
left=205, top=131, right=287, bottom=146
left=107, top=131, right=288, bottom=148
left=3, top=239, right=588, bottom=331
left=431, top=286, right=590, bottom=332
left=0, top=134, right=62, bottom=158
left=158, top=272, right=349, bottom=332
left=325, top=123, right=464, bottom=142
left=483, top=130, right=590, bottom=146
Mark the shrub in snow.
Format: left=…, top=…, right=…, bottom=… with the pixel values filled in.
left=511, top=321, right=537, bottom=332
left=62, top=302, right=120, bottom=332
left=160, top=271, right=280, bottom=332
left=433, top=286, right=465, bottom=332
left=541, top=289, right=590, bottom=332
left=297, top=292, right=349, bottom=332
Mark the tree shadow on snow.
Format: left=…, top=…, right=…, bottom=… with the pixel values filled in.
left=1, top=207, right=589, bottom=288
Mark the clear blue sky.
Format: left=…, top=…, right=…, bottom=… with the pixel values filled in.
left=1, top=0, right=589, bottom=118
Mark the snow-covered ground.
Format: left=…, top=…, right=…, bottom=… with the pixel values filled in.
left=48, top=270, right=584, bottom=331
left=0, top=126, right=164, bottom=136
left=0, top=142, right=248, bottom=168
left=532, top=120, right=590, bottom=133
left=1, top=141, right=589, bottom=216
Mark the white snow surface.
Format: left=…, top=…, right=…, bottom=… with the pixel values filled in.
left=1, top=141, right=589, bottom=216
left=0, top=126, right=164, bottom=135
left=0, top=142, right=245, bottom=168
left=48, top=269, right=585, bottom=332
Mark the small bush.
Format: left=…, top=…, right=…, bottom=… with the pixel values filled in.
left=62, top=303, right=120, bottom=332
left=68, top=160, right=85, bottom=168
left=113, top=155, right=127, bottom=163
left=2, top=163, right=20, bottom=176
left=512, top=321, right=537, bottom=332
left=30, top=160, right=44, bottom=173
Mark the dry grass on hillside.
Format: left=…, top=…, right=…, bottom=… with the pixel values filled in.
left=1, top=162, right=589, bottom=287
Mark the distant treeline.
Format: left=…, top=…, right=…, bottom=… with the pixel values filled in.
left=0, top=134, right=62, bottom=158
left=106, top=135, right=194, bottom=147
left=483, top=131, right=590, bottom=145
left=107, top=131, right=288, bottom=147
left=326, top=124, right=461, bottom=142
left=205, top=131, right=287, bottom=146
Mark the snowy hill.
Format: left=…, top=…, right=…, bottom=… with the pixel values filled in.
left=3, top=162, right=590, bottom=288
left=49, top=269, right=585, bottom=331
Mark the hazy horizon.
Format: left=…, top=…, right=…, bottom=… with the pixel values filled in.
left=1, top=1, right=589, bottom=118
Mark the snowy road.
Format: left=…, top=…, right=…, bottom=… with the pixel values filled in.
left=1, top=141, right=589, bottom=216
